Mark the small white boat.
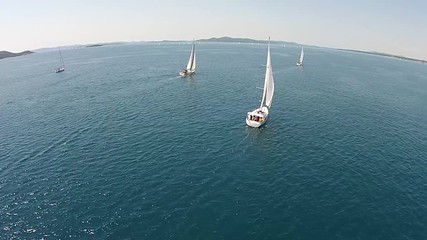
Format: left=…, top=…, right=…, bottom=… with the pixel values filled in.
left=246, top=38, right=275, bottom=128
left=179, top=41, right=196, bottom=77
left=55, top=67, right=64, bottom=73
left=55, top=47, right=65, bottom=73
left=296, top=47, right=304, bottom=66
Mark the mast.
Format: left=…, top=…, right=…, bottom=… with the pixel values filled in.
left=191, top=43, right=196, bottom=71
left=58, top=47, right=64, bottom=68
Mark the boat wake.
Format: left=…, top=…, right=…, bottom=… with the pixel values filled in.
left=233, top=132, right=251, bottom=153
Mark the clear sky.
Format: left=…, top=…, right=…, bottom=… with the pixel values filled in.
left=1, top=0, right=426, bottom=59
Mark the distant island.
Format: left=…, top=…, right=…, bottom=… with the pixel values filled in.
left=198, top=36, right=262, bottom=43
left=0, top=50, right=33, bottom=60
left=337, top=48, right=427, bottom=64
left=197, top=36, right=297, bottom=46
left=86, top=44, right=104, bottom=48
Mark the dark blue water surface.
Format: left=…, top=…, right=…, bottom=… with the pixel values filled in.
left=1, top=43, right=427, bottom=239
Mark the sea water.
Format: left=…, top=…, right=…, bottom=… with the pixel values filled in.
left=1, top=42, right=426, bottom=239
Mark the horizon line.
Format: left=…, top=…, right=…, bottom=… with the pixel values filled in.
left=3, top=36, right=426, bottom=63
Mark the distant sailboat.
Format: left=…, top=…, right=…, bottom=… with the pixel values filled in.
left=246, top=38, right=275, bottom=128
left=179, top=41, right=196, bottom=77
left=296, top=47, right=304, bottom=66
left=55, top=47, right=65, bottom=73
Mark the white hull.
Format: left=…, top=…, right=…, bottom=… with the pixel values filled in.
left=296, top=62, right=302, bottom=66
left=246, top=118, right=266, bottom=128
left=179, top=69, right=195, bottom=77
left=55, top=67, right=65, bottom=73
left=246, top=107, right=269, bottom=128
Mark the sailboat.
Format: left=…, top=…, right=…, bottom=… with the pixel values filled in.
left=296, top=47, right=304, bottom=66
left=179, top=41, right=196, bottom=77
left=246, top=38, right=275, bottom=128
left=55, top=47, right=65, bottom=73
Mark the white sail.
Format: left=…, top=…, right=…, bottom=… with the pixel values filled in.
left=260, top=39, right=275, bottom=109
left=191, top=51, right=196, bottom=71
left=185, top=42, right=196, bottom=71
left=299, top=47, right=304, bottom=64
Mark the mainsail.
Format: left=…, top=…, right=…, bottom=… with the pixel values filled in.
left=186, top=42, right=196, bottom=71
left=299, top=47, right=304, bottom=64
left=260, top=39, right=275, bottom=108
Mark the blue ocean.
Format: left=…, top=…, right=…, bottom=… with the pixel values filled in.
left=1, top=42, right=426, bottom=239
